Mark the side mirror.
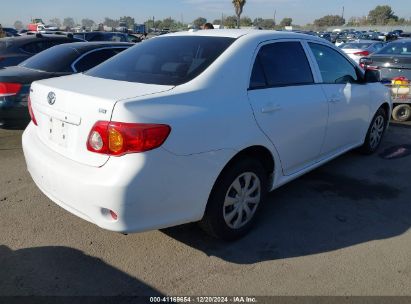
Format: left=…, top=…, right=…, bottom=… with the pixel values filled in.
left=364, top=69, right=381, bottom=83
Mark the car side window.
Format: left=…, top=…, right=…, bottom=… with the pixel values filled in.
left=249, top=55, right=267, bottom=88
left=308, top=42, right=358, bottom=84
left=89, top=33, right=104, bottom=41
left=21, top=41, right=50, bottom=54
left=74, top=48, right=124, bottom=72
left=250, top=41, right=314, bottom=89
left=375, top=43, right=384, bottom=51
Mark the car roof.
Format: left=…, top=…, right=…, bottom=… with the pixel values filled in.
left=1, top=34, right=80, bottom=43
left=74, top=32, right=127, bottom=35
left=51, top=41, right=134, bottom=52
left=164, top=29, right=328, bottom=43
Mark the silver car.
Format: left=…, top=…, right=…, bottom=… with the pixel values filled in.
left=339, top=40, right=385, bottom=64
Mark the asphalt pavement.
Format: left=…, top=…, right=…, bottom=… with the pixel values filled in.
left=0, top=123, right=411, bottom=296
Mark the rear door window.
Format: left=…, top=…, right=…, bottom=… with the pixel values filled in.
left=308, top=43, right=358, bottom=84
left=250, top=41, right=314, bottom=89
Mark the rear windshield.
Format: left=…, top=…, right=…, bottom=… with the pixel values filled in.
left=86, top=36, right=236, bottom=86
left=340, top=43, right=372, bottom=49
left=19, top=45, right=78, bottom=72
left=377, top=41, right=411, bottom=55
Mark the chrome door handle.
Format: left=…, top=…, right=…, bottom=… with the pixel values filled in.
left=261, top=104, right=282, bottom=113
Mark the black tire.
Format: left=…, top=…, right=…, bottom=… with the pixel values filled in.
left=392, top=104, right=411, bottom=122
left=360, top=108, right=387, bottom=155
left=199, top=158, right=268, bottom=240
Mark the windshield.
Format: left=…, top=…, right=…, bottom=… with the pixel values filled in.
left=340, top=43, right=372, bottom=49
left=19, top=45, right=78, bottom=72
left=86, top=36, right=236, bottom=86
left=376, top=41, right=411, bottom=55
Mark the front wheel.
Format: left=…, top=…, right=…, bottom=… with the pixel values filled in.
left=392, top=104, right=411, bottom=122
left=199, top=158, right=268, bottom=240
left=360, top=108, right=387, bottom=154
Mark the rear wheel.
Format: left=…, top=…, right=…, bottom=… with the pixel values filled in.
left=360, top=108, right=387, bottom=154
left=199, top=158, right=268, bottom=240
left=392, top=104, right=411, bottom=122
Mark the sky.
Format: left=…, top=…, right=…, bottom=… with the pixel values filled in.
left=1, top=0, right=410, bottom=27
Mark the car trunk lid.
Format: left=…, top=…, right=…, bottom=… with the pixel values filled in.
left=30, top=73, right=173, bottom=167
left=371, top=55, right=411, bottom=79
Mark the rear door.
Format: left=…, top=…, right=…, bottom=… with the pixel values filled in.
left=247, top=40, right=328, bottom=176
left=307, top=42, right=370, bottom=155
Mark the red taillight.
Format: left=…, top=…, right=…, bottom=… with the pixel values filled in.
left=87, top=121, right=171, bottom=156
left=0, top=82, right=22, bottom=97
left=392, top=76, right=409, bottom=83
left=28, top=96, right=38, bottom=126
left=109, top=210, right=118, bottom=220
left=353, top=50, right=370, bottom=57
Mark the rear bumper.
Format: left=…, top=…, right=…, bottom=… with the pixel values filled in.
left=0, top=106, right=30, bottom=127
left=22, top=123, right=231, bottom=233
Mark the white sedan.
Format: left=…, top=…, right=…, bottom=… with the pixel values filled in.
left=23, top=30, right=391, bottom=240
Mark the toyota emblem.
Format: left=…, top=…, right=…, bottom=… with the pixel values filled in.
left=47, top=92, right=56, bottom=105
left=393, top=58, right=400, bottom=64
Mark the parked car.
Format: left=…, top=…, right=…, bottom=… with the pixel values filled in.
left=3, top=27, right=20, bottom=37
left=0, top=42, right=132, bottom=127
left=318, top=32, right=332, bottom=42
left=339, top=40, right=385, bottom=63
left=73, top=32, right=128, bottom=42
left=359, top=32, right=382, bottom=41
left=23, top=30, right=391, bottom=240
left=399, top=32, right=411, bottom=38
left=0, top=34, right=83, bottom=68
left=360, top=39, right=411, bottom=121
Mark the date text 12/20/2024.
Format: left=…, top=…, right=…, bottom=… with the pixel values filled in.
left=149, top=296, right=258, bottom=303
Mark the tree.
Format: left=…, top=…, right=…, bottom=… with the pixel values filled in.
left=240, top=17, right=253, bottom=27
left=314, top=15, right=345, bottom=27
left=63, top=17, right=75, bottom=29
left=368, top=5, right=398, bottom=25
left=224, top=15, right=238, bottom=28
left=161, top=17, right=175, bottom=29
left=119, top=16, right=135, bottom=29
left=13, top=20, right=24, bottom=30
left=193, top=17, right=207, bottom=28
left=280, top=18, right=292, bottom=27
left=49, top=18, right=61, bottom=27
left=103, top=17, right=119, bottom=28
left=213, top=19, right=221, bottom=25
left=232, top=0, right=246, bottom=29
left=253, top=18, right=275, bottom=29
left=154, top=20, right=162, bottom=29
left=81, top=19, right=95, bottom=29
